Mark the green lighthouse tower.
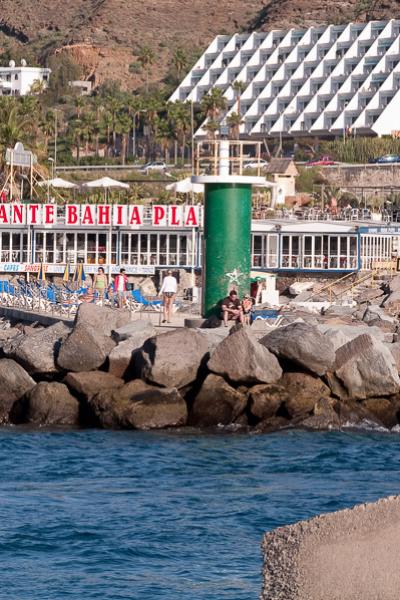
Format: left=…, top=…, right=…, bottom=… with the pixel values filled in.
left=192, top=140, right=267, bottom=317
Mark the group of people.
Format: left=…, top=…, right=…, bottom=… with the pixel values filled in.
left=221, top=289, right=254, bottom=326
left=91, top=266, right=178, bottom=321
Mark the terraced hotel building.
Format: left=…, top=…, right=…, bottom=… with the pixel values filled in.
left=170, top=19, right=400, bottom=139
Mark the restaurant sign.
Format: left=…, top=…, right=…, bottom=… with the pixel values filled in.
left=0, top=204, right=201, bottom=227
left=0, top=263, right=156, bottom=275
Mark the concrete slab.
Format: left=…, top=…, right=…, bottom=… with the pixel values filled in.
left=261, top=495, right=400, bottom=600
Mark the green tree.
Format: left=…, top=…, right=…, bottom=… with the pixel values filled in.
left=137, top=46, right=155, bottom=93
left=200, top=87, right=228, bottom=120
left=226, top=112, right=243, bottom=140
left=168, top=100, right=191, bottom=162
left=172, top=47, right=189, bottom=82
left=232, top=80, right=246, bottom=115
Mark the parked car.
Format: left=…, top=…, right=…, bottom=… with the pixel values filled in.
left=141, top=161, right=167, bottom=174
left=306, top=156, right=336, bottom=166
left=243, top=159, right=269, bottom=170
left=373, top=154, right=400, bottom=164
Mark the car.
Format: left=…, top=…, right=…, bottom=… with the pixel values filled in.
left=306, top=156, right=336, bottom=166
left=374, top=154, right=400, bottom=164
left=141, top=161, right=167, bottom=174
left=243, top=159, right=269, bottom=170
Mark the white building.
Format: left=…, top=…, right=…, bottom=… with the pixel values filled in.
left=0, top=60, right=51, bottom=96
left=170, top=19, right=400, bottom=139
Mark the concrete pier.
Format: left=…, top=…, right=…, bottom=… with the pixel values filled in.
left=261, top=495, right=400, bottom=600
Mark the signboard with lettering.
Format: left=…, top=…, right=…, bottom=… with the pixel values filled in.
left=0, top=263, right=156, bottom=275
left=0, top=204, right=201, bottom=228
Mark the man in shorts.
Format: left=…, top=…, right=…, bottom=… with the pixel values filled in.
left=221, top=290, right=243, bottom=327
left=159, top=269, right=177, bottom=323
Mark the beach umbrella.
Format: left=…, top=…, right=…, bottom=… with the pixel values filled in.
left=82, top=177, right=129, bottom=190
left=38, top=177, right=77, bottom=189
left=165, top=177, right=204, bottom=194
left=82, top=176, right=130, bottom=202
left=62, top=262, right=70, bottom=282
left=37, top=260, right=46, bottom=283
left=73, top=263, right=86, bottom=284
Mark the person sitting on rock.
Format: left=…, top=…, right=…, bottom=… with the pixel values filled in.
left=242, top=294, right=255, bottom=325
left=221, top=290, right=243, bottom=327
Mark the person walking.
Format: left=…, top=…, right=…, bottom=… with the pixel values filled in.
left=93, top=266, right=107, bottom=303
left=114, top=268, right=128, bottom=308
left=159, top=269, right=177, bottom=323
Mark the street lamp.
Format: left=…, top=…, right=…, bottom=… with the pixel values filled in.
left=48, top=157, right=54, bottom=179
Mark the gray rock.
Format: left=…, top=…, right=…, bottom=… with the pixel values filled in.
left=64, top=371, right=124, bottom=400
left=189, top=373, right=247, bottom=427
left=318, top=323, right=386, bottom=343
left=138, top=328, right=209, bottom=388
left=111, top=320, right=155, bottom=343
left=193, top=327, right=230, bottom=355
left=361, top=397, right=398, bottom=429
left=74, top=302, right=131, bottom=337
left=108, top=324, right=157, bottom=378
left=322, top=328, right=353, bottom=352
left=281, top=372, right=331, bottom=418
left=57, top=322, right=116, bottom=372
left=261, top=322, right=335, bottom=376
left=90, top=379, right=187, bottom=429
left=300, top=397, right=340, bottom=431
left=208, top=327, right=282, bottom=384
left=387, top=342, right=400, bottom=372
left=25, top=382, right=80, bottom=426
left=334, top=334, right=400, bottom=399
left=10, top=322, right=70, bottom=374
left=0, top=359, right=36, bottom=423
left=248, top=384, right=288, bottom=420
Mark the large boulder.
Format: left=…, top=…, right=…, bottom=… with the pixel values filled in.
left=334, top=334, right=400, bottom=399
left=0, top=359, right=36, bottom=423
left=57, top=322, right=116, bottom=372
left=111, top=320, right=155, bottom=343
left=138, top=328, right=209, bottom=388
left=90, top=380, right=187, bottom=429
left=361, top=398, right=399, bottom=429
left=261, top=322, right=335, bottom=376
left=109, top=323, right=156, bottom=378
left=24, top=382, right=80, bottom=426
left=74, top=302, right=130, bottom=337
left=388, top=342, right=400, bottom=372
left=189, top=373, right=247, bottom=427
left=208, top=327, right=282, bottom=385
left=281, top=372, right=331, bottom=418
left=300, top=397, right=340, bottom=431
left=193, top=327, right=231, bottom=356
left=64, top=371, right=124, bottom=400
left=248, top=384, right=288, bottom=421
left=9, top=322, right=70, bottom=374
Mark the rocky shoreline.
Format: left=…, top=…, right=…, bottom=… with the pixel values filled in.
left=0, top=293, right=399, bottom=432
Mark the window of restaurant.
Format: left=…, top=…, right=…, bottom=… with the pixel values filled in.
left=360, top=234, right=391, bottom=270
left=252, top=235, right=264, bottom=267
left=281, top=235, right=300, bottom=268
left=266, top=234, right=278, bottom=268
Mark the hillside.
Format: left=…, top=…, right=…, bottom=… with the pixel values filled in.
left=0, top=0, right=398, bottom=89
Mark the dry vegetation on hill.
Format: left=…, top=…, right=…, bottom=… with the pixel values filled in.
left=0, top=0, right=397, bottom=88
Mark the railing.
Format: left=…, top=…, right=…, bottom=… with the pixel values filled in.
left=194, top=139, right=265, bottom=176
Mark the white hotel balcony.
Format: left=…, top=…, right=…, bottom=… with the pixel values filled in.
left=170, top=19, right=400, bottom=139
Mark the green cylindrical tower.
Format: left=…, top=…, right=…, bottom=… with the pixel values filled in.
left=193, top=166, right=266, bottom=318
left=203, top=182, right=252, bottom=316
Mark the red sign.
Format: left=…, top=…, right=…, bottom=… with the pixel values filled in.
left=1, top=204, right=201, bottom=227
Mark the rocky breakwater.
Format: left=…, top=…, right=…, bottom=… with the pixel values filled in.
left=0, top=303, right=400, bottom=431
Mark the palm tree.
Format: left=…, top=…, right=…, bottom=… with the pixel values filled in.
left=116, top=111, right=132, bottom=165
left=40, top=110, right=55, bottom=153
left=203, top=119, right=220, bottom=140
left=156, top=118, right=173, bottom=163
left=232, top=80, right=246, bottom=115
left=172, top=47, right=189, bottom=81
left=226, top=112, right=243, bottom=140
left=168, top=101, right=191, bottom=162
left=200, top=87, right=228, bottom=120
left=29, top=79, right=46, bottom=95
left=137, top=46, right=155, bottom=93
left=105, top=97, right=122, bottom=155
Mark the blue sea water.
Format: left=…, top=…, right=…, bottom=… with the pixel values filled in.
left=0, top=429, right=400, bottom=599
